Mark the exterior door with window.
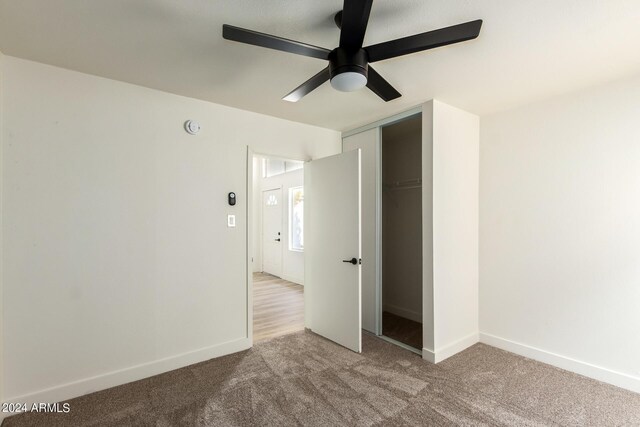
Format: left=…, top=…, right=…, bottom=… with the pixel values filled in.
left=262, top=188, right=283, bottom=277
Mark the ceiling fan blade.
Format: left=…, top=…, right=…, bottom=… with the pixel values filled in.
left=365, top=19, right=483, bottom=63
left=283, top=67, right=331, bottom=102
left=223, top=24, right=331, bottom=60
left=339, top=0, right=373, bottom=50
left=366, top=67, right=401, bottom=101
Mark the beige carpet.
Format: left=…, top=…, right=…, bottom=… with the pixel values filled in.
left=4, top=331, right=640, bottom=426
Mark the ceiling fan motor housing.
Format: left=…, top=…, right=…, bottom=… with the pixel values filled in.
left=329, top=47, right=369, bottom=82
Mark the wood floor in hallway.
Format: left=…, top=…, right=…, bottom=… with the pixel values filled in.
left=253, top=272, right=304, bottom=342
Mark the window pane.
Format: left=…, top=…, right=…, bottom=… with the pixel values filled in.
left=289, top=186, right=304, bottom=251
left=285, top=160, right=304, bottom=173
left=265, top=159, right=286, bottom=177
left=266, top=194, right=278, bottom=206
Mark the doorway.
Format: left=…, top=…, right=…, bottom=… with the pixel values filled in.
left=380, top=115, right=423, bottom=351
left=251, top=154, right=306, bottom=342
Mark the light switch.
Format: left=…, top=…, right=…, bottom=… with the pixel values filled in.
left=227, top=215, right=236, bottom=227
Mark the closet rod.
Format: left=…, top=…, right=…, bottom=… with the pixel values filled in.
left=387, top=185, right=422, bottom=191
left=384, top=178, right=422, bottom=191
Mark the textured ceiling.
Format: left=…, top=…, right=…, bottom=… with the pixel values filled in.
left=2, top=0, right=640, bottom=130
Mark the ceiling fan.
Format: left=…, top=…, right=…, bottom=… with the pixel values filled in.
left=222, top=0, right=482, bottom=102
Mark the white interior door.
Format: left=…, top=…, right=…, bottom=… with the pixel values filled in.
left=343, top=128, right=380, bottom=335
left=305, top=150, right=361, bottom=352
left=262, top=188, right=282, bottom=277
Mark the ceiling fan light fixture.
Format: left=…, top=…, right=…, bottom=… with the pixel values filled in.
left=330, top=71, right=368, bottom=92
left=223, top=0, right=482, bottom=103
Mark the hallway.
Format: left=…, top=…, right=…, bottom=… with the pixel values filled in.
left=253, top=273, right=304, bottom=342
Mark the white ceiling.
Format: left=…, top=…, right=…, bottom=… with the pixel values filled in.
left=2, top=0, right=640, bottom=131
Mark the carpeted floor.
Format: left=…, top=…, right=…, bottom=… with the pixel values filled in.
left=382, top=311, right=422, bottom=350
left=4, top=331, right=640, bottom=426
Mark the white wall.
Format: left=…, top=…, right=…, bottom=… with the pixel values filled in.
left=252, top=161, right=304, bottom=284
left=0, top=56, right=340, bottom=407
left=424, top=100, right=480, bottom=363
left=480, top=74, right=640, bottom=392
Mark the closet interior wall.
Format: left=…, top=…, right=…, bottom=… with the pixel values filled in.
left=381, top=115, right=423, bottom=350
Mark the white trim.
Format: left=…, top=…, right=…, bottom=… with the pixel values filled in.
left=1, top=337, right=251, bottom=417
left=422, top=332, right=479, bottom=364
left=280, top=273, right=304, bottom=286
left=382, top=303, right=422, bottom=323
left=342, top=106, right=423, bottom=138
left=0, top=52, right=4, bottom=408
left=479, top=332, right=640, bottom=394
left=422, top=348, right=436, bottom=363
left=246, top=147, right=254, bottom=345
left=374, top=126, right=382, bottom=336
left=251, top=151, right=309, bottom=163
left=0, top=55, right=4, bottom=406
left=435, top=332, right=479, bottom=363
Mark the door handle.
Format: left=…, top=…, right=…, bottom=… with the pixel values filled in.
left=342, top=258, right=360, bottom=265
left=275, top=238, right=281, bottom=242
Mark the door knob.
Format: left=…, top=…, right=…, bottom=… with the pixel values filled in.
left=342, top=258, right=359, bottom=265
left=275, top=238, right=281, bottom=242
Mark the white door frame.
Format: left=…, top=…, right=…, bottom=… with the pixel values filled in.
left=246, top=147, right=254, bottom=346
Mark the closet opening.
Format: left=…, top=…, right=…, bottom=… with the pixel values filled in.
left=380, top=114, right=423, bottom=352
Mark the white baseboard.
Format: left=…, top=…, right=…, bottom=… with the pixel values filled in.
left=280, top=274, right=304, bottom=286
left=382, top=303, right=422, bottom=323
left=1, top=337, right=251, bottom=418
left=422, top=332, right=479, bottom=364
left=422, top=348, right=436, bottom=363
left=480, top=332, right=640, bottom=394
